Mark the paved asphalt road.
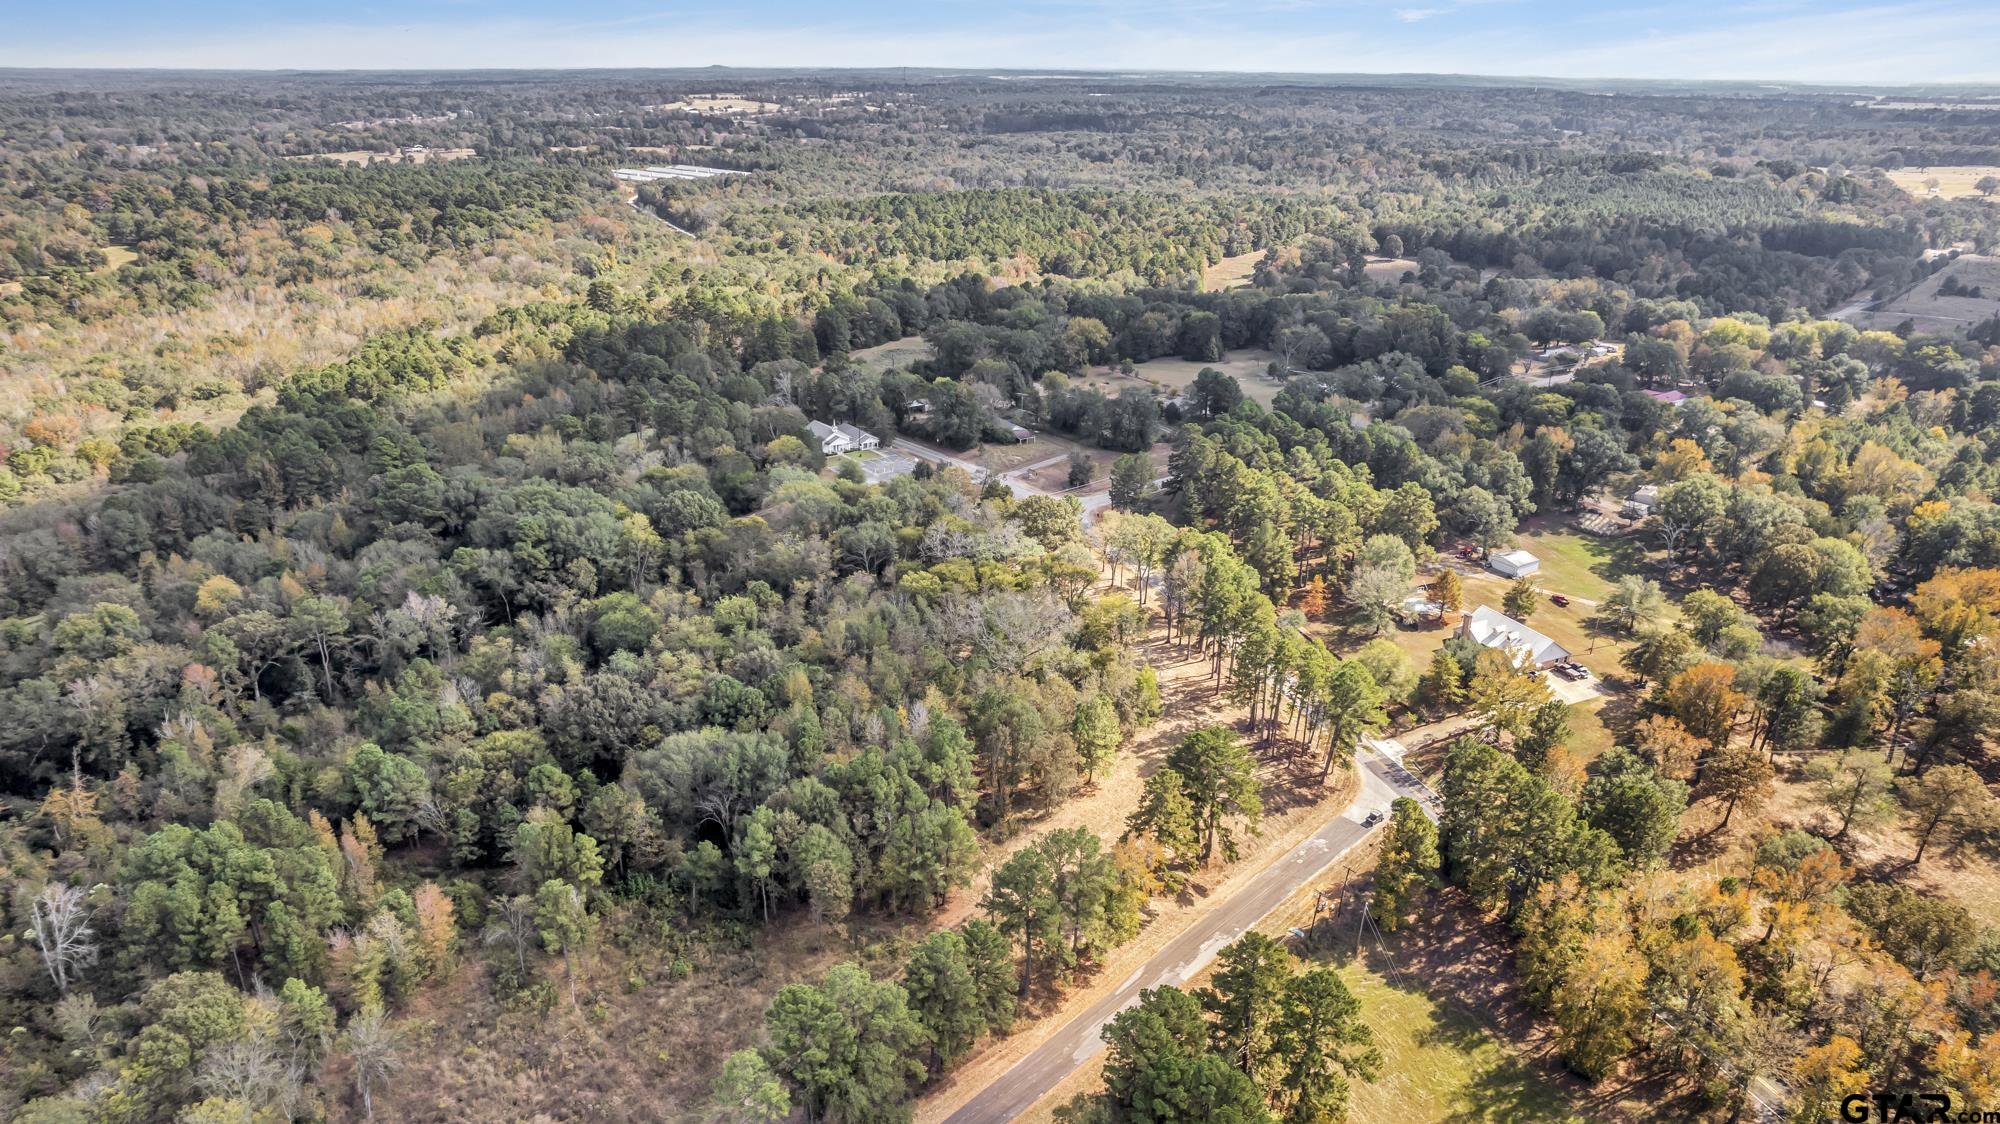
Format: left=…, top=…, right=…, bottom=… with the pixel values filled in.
left=942, top=749, right=1436, bottom=1123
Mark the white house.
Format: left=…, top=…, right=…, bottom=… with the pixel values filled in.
left=807, top=420, right=878, bottom=456
left=1624, top=484, right=1660, bottom=518
left=1460, top=605, right=1570, bottom=668
left=1488, top=549, right=1541, bottom=579
left=835, top=423, right=878, bottom=452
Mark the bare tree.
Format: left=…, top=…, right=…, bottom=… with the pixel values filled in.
left=200, top=1033, right=305, bottom=1119
left=29, top=881, right=98, bottom=994
left=483, top=894, right=536, bottom=977
left=344, top=1008, right=402, bottom=1122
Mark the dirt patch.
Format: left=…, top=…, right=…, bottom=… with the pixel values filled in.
left=1757, top=754, right=2000, bottom=929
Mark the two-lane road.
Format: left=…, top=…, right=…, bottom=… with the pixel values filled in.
left=940, top=748, right=1436, bottom=1123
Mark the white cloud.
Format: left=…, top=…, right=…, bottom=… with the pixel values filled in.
left=1395, top=7, right=1448, bottom=21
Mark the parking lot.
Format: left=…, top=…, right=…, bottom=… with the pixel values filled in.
left=846, top=447, right=919, bottom=485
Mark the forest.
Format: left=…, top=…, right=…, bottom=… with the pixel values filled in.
left=4, top=67, right=2000, bottom=1124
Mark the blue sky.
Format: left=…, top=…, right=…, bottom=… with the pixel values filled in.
left=4, top=0, right=1997, bottom=84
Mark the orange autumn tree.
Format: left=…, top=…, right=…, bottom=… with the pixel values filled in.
left=1663, top=662, right=1746, bottom=747
left=1298, top=574, right=1329, bottom=619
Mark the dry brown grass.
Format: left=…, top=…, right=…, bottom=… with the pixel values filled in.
left=378, top=596, right=1353, bottom=1124
left=1363, top=256, right=1421, bottom=282
left=1121, top=348, right=1289, bottom=406
left=1201, top=249, right=1264, bottom=292
left=1850, top=253, right=2000, bottom=333
left=1885, top=166, right=2000, bottom=201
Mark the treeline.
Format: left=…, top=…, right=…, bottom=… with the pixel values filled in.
left=723, top=189, right=1359, bottom=285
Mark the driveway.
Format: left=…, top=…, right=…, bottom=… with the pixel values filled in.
left=1545, top=671, right=1603, bottom=705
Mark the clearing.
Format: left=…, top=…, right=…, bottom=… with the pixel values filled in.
left=1202, top=249, right=1264, bottom=292
left=850, top=335, right=933, bottom=371
left=1012, top=441, right=1169, bottom=494
left=93, top=244, right=139, bottom=275
left=1849, top=254, right=2000, bottom=333
left=1319, top=519, right=1664, bottom=770
left=1885, top=165, right=2000, bottom=201
left=650, top=94, right=779, bottom=116
left=1364, top=256, right=1422, bottom=283
left=284, top=148, right=476, bottom=166
left=1121, top=348, right=1289, bottom=406
left=1, top=244, right=138, bottom=298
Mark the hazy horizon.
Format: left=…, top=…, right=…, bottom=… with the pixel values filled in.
left=7, top=0, right=1998, bottom=85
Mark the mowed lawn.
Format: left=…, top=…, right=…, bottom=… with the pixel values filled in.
left=1124, top=348, right=1288, bottom=406
left=1341, top=960, right=1584, bottom=1124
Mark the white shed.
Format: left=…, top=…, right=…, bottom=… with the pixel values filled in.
left=1488, top=549, right=1541, bottom=579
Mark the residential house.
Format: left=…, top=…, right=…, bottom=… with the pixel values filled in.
left=1460, top=605, right=1571, bottom=668
left=807, top=420, right=878, bottom=456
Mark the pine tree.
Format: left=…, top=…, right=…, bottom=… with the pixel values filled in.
left=1372, top=797, right=1440, bottom=932
left=1200, top=932, right=1293, bottom=1086
left=1421, top=645, right=1466, bottom=713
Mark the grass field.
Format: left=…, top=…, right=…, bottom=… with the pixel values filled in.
left=1886, top=165, right=2000, bottom=201
left=1340, top=957, right=1585, bottom=1123
left=94, top=244, right=138, bottom=275
left=1125, top=348, right=1289, bottom=406
left=850, top=335, right=933, bottom=371
left=1363, top=256, right=1422, bottom=282
left=1851, top=254, right=2000, bottom=333
left=3, top=245, right=137, bottom=298
left=1202, top=249, right=1264, bottom=291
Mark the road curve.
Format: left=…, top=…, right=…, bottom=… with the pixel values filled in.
left=941, top=749, right=1432, bottom=1123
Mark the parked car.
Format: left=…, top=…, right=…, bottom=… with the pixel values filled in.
left=1363, top=810, right=1384, bottom=826
left=1549, top=593, right=1571, bottom=607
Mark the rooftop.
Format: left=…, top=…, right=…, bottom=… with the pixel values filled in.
left=1463, top=605, right=1569, bottom=666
